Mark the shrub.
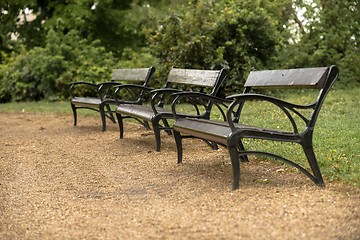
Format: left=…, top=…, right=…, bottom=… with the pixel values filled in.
left=0, top=29, right=117, bottom=102
left=145, top=0, right=279, bottom=95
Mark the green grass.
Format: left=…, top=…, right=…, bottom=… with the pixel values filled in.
left=0, top=88, right=359, bottom=187
left=0, top=100, right=94, bottom=115
left=0, top=100, right=72, bottom=114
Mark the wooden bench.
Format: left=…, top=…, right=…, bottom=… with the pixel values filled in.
left=69, top=67, right=155, bottom=131
left=171, top=65, right=339, bottom=190
left=114, top=68, right=228, bottom=151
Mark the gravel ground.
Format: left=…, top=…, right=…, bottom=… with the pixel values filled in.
left=0, top=112, right=359, bottom=240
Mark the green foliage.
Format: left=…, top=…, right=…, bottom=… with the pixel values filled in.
left=274, top=0, right=360, bottom=87
left=0, top=29, right=117, bottom=102
left=1, top=0, right=360, bottom=103
left=0, top=0, right=46, bottom=53
left=0, top=0, right=167, bottom=60
left=146, top=0, right=279, bottom=94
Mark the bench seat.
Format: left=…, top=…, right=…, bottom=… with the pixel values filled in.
left=115, top=104, right=172, bottom=121
left=71, top=97, right=102, bottom=107
left=174, top=118, right=299, bottom=146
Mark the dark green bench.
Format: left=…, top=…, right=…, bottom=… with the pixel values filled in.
left=69, top=67, right=155, bottom=131
left=114, top=68, right=228, bottom=151
left=171, top=66, right=339, bottom=190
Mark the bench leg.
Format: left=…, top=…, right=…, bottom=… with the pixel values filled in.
left=238, top=139, right=249, bottom=162
left=302, top=145, right=325, bottom=187
left=162, top=119, right=172, bottom=135
left=116, top=113, right=124, bottom=139
left=71, top=103, right=77, bottom=126
left=99, top=104, right=106, bottom=132
left=228, top=145, right=240, bottom=190
left=173, top=130, right=183, bottom=163
left=143, top=121, right=151, bottom=130
left=105, top=105, right=116, bottom=123
left=152, top=121, right=161, bottom=152
left=202, top=140, right=218, bottom=150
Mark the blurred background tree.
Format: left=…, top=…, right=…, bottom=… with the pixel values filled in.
left=0, top=0, right=358, bottom=102
left=274, top=0, right=359, bottom=87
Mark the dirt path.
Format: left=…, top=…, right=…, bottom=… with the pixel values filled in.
left=0, top=112, right=359, bottom=239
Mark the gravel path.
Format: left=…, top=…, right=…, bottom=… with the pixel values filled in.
left=0, top=112, right=359, bottom=239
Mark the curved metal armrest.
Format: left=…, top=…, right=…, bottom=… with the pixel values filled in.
left=226, top=93, right=315, bottom=133
left=98, top=81, right=122, bottom=88
left=114, top=84, right=154, bottom=92
left=226, top=93, right=315, bottom=110
left=149, top=88, right=183, bottom=113
left=172, top=91, right=230, bottom=103
left=171, top=92, right=231, bottom=120
left=98, top=82, right=121, bottom=98
left=113, top=84, right=154, bottom=104
left=69, top=81, right=100, bottom=98
left=69, top=81, right=98, bottom=90
left=150, top=88, right=182, bottom=94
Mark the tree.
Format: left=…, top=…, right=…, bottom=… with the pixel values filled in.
left=274, top=0, right=360, bottom=86
left=145, top=0, right=280, bottom=94
left=0, top=0, right=46, bottom=62
left=0, top=29, right=117, bottom=102
left=0, top=0, right=171, bottom=60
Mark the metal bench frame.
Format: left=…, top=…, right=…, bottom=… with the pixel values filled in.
left=114, top=68, right=228, bottom=151
left=172, top=66, right=339, bottom=190
left=69, top=67, right=155, bottom=131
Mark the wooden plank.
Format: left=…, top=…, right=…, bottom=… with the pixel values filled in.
left=167, top=68, right=221, bottom=87
left=112, top=68, right=151, bottom=81
left=244, top=67, right=329, bottom=88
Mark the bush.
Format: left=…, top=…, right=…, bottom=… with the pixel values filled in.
left=145, top=0, right=279, bottom=95
left=0, top=29, right=117, bottom=102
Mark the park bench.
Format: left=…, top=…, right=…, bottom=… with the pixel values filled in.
left=69, top=67, right=155, bottom=131
left=114, top=68, right=228, bottom=151
left=171, top=65, right=339, bottom=190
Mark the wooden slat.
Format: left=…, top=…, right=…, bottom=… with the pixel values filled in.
left=167, top=68, right=221, bottom=87
left=244, top=67, right=329, bottom=88
left=111, top=68, right=151, bottom=81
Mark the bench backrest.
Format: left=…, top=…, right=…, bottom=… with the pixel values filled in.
left=242, top=65, right=339, bottom=128
left=165, top=68, right=228, bottom=96
left=101, top=67, right=155, bottom=101
left=244, top=67, right=330, bottom=89
left=111, top=67, right=155, bottom=83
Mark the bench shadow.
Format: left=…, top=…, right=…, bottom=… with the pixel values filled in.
left=171, top=157, right=312, bottom=191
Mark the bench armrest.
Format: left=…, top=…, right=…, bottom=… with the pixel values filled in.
left=171, top=91, right=231, bottom=120
left=113, top=84, right=154, bottom=104
left=69, top=81, right=98, bottom=88
left=114, top=84, right=154, bottom=92
left=226, top=93, right=315, bottom=109
left=148, top=88, right=183, bottom=113
left=69, top=81, right=100, bottom=98
left=69, top=82, right=99, bottom=91
left=150, top=88, right=182, bottom=94
left=226, top=93, right=316, bottom=133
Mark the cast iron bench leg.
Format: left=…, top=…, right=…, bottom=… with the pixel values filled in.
left=302, top=145, right=325, bottom=187
left=99, top=103, right=106, bottom=132
left=238, top=139, right=249, bottom=162
left=71, top=103, right=77, bottom=127
left=152, top=120, right=161, bottom=152
left=173, top=131, right=183, bottom=164
left=228, top=145, right=240, bottom=190
left=116, top=113, right=124, bottom=139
